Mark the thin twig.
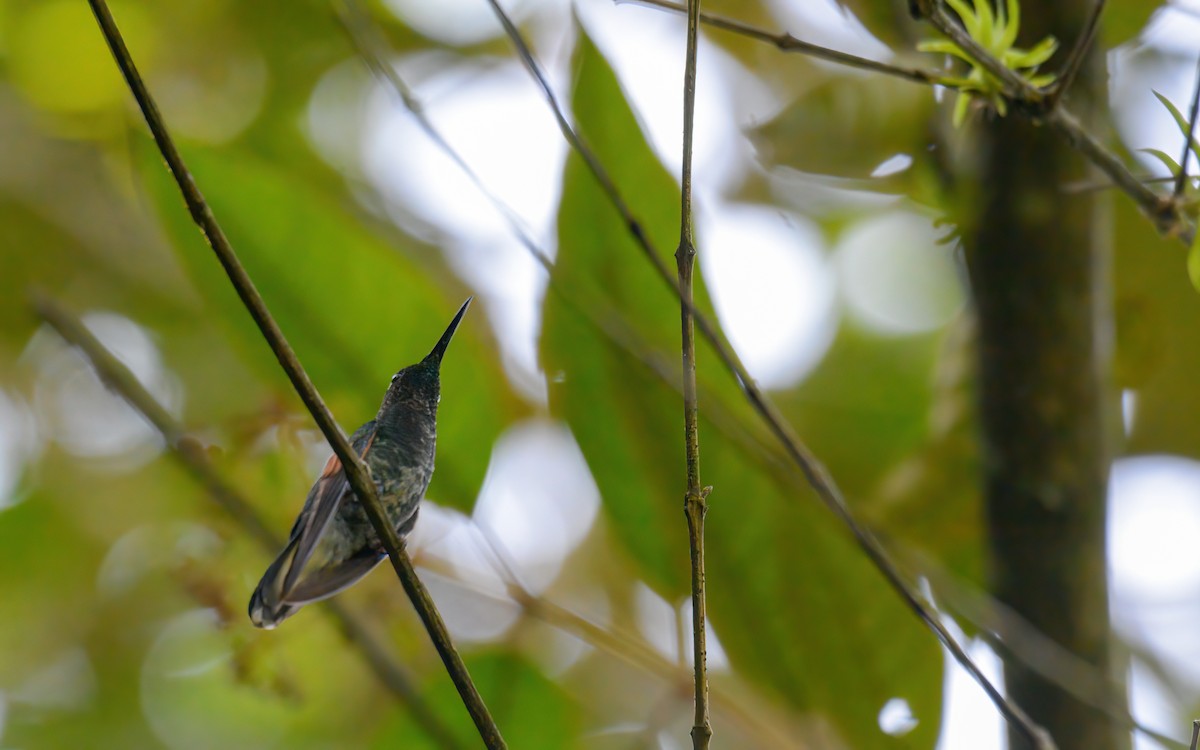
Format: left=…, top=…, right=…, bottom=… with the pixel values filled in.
left=1062, top=174, right=1176, bottom=194
left=1173, top=55, right=1200, bottom=201
left=907, top=547, right=1188, bottom=750
left=84, top=2, right=505, bottom=746
left=30, top=291, right=466, bottom=750
left=334, top=0, right=552, bottom=272
left=626, top=0, right=960, bottom=87
left=1189, top=720, right=1199, bottom=750
left=642, top=0, right=1194, bottom=244
left=674, top=0, right=711, bottom=746
left=1047, top=106, right=1187, bottom=239
left=486, top=2, right=1055, bottom=747
left=1045, top=0, right=1107, bottom=110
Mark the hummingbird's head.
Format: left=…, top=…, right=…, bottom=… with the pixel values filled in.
left=379, top=298, right=471, bottom=416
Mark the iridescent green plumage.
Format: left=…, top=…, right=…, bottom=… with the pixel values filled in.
left=249, top=299, right=471, bottom=629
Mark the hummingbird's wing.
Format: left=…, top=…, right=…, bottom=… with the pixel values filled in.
left=280, top=420, right=378, bottom=598
left=280, top=499, right=421, bottom=606
left=285, top=548, right=385, bottom=604
left=250, top=420, right=381, bottom=628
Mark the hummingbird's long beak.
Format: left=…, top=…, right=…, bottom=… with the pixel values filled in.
left=425, top=297, right=472, bottom=366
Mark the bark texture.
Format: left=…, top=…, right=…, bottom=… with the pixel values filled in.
left=962, top=3, right=1126, bottom=749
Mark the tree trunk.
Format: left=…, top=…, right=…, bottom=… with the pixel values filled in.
left=962, top=3, right=1126, bottom=749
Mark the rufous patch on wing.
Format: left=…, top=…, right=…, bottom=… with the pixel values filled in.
left=320, top=453, right=342, bottom=478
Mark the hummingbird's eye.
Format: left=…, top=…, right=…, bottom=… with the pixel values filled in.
left=390, top=373, right=401, bottom=383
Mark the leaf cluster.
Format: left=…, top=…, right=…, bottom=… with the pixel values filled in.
left=918, top=0, right=1058, bottom=125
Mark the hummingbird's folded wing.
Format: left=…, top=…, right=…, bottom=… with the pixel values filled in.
left=280, top=421, right=378, bottom=599
left=285, top=548, right=386, bottom=605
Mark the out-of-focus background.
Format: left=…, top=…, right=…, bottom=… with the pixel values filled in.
left=2, top=0, right=1200, bottom=747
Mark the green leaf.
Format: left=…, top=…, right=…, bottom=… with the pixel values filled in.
left=1152, top=90, right=1200, bottom=156
left=918, top=39, right=975, bottom=64
left=139, top=146, right=524, bottom=511
left=973, top=0, right=996, bottom=49
left=543, top=39, right=693, bottom=596
left=1139, top=148, right=1183, bottom=177
left=945, top=0, right=980, bottom=39
left=373, top=652, right=581, bottom=749
left=1008, top=36, right=1059, bottom=69
left=544, top=28, right=942, bottom=748
left=1101, top=0, right=1163, bottom=46
left=1114, top=196, right=1200, bottom=454
left=999, top=0, right=1020, bottom=51
left=749, top=73, right=935, bottom=183
left=1189, top=226, right=1200, bottom=293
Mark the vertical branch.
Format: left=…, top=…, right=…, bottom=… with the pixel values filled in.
left=84, top=1, right=505, bottom=746
left=1173, top=56, right=1200, bottom=201
left=675, top=0, right=711, bottom=748
left=960, top=1, right=1119, bottom=747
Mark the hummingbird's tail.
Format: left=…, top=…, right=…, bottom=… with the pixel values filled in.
left=248, top=535, right=391, bottom=629
left=249, top=587, right=299, bottom=629
left=248, top=538, right=302, bottom=629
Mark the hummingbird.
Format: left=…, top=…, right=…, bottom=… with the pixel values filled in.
left=249, top=298, right=472, bottom=629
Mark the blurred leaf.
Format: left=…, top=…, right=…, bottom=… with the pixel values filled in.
left=138, top=145, right=524, bottom=510
left=1115, top=196, right=1200, bottom=456
left=544, top=29, right=942, bottom=748
left=835, top=0, right=1162, bottom=48
left=1100, top=0, right=1167, bottom=46
left=9, top=0, right=159, bottom=119
left=374, top=652, right=581, bottom=749
left=1152, top=90, right=1200, bottom=156
left=1139, top=147, right=1182, bottom=177
left=776, top=324, right=940, bottom=496
left=866, top=316, right=985, bottom=586
left=750, top=74, right=934, bottom=183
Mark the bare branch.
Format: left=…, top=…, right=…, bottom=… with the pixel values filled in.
left=1173, top=55, right=1200, bottom=201
left=84, top=1, right=504, bottom=745
left=673, top=0, right=712, bottom=746
left=627, top=0, right=959, bottom=87
left=1046, top=0, right=1107, bottom=109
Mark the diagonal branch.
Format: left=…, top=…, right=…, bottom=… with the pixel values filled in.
left=627, top=0, right=960, bottom=87
left=30, top=291, right=466, bottom=750
left=84, top=1, right=504, bottom=746
left=484, top=1, right=1055, bottom=746
left=1045, top=0, right=1107, bottom=110
left=674, top=0, right=711, bottom=747
left=908, top=547, right=1188, bottom=749
left=642, top=0, right=1193, bottom=245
